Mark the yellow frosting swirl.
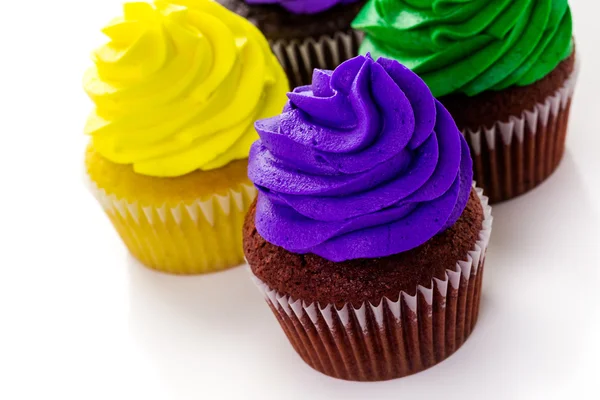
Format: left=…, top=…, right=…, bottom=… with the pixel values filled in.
left=84, top=0, right=289, bottom=177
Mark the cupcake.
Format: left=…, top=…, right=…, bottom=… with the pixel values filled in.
left=84, top=0, right=288, bottom=274
left=244, top=55, right=493, bottom=381
left=353, top=0, right=577, bottom=203
left=210, top=0, right=368, bottom=87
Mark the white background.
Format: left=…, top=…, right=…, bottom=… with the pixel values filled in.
left=1, top=1, right=599, bottom=399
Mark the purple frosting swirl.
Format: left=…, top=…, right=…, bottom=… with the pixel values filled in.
left=248, top=55, right=473, bottom=262
left=245, top=0, right=359, bottom=14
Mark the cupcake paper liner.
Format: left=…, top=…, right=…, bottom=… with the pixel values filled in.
left=251, top=187, right=493, bottom=381
left=88, top=178, right=257, bottom=275
left=270, top=30, right=363, bottom=88
left=465, top=64, right=579, bottom=203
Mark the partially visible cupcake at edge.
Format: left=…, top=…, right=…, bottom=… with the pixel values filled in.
left=84, top=0, right=288, bottom=274
left=353, top=0, right=578, bottom=203
left=210, top=0, right=368, bottom=87
left=244, top=55, right=493, bottom=381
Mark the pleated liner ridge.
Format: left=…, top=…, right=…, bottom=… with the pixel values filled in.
left=252, top=187, right=493, bottom=381
left=465, top=63, right=579, bottom=203
left=270, top=30, right=363, bottom=88
left=88, top=178, right=257, bottom=275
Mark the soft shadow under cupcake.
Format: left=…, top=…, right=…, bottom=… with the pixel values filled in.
left=475, top=151, right=600, bottom=395
left=127, top=259, right=284, bottom=395
left=127, top=258, right=269, bottom=329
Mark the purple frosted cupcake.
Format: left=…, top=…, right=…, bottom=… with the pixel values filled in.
left=243, top=55, right=493, bottom=381
left=216, top=0, right=368, bottom=87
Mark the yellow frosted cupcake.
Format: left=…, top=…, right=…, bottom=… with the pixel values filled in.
left=84, top=0, right=289, bottom=274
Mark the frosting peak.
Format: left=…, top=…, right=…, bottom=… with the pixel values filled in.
left=352, top=0, right=573, bottom=97
left=245, top=0, right=360, bottom=14
left=249, top=55, right=473, bottom=261
left=84, top=0, right=288, bottom=177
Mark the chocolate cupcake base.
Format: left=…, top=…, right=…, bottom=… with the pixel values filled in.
left=248, top=188, right=493, bottom=381
left=440, top=51, right=578, bottom=203
left=465, top=79, right=576, bottom=204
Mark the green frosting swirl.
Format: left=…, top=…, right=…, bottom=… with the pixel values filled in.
left=352, top=0, right=573, bottom=97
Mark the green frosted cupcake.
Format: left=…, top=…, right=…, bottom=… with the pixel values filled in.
left=353, top=0, right=578, bottom=203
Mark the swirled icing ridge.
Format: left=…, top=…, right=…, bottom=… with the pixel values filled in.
left=249, top=55, right=473, bottom=261
left=352, top=0, right=573, bottom=97
left=84, top=0, right=288, bottom=177
left=245, top=0, right=360, bottom=14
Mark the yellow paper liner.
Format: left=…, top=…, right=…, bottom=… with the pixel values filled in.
left=251, top=187, right=492, bottom=381
left=88, top=177, right=257, bottom=275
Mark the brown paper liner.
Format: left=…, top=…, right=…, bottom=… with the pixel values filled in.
left=465, top=66, right=579, bottom=203
left=251, top=187, right=493, bottom=381
left=270, top=30, right=363, bottom=88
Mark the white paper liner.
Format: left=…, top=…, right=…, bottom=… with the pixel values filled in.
left=464, top=60, right=579, bottom=203
left=270, top=30, right=363, bottom=88
left=251, top=186, right=493, bottom=381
